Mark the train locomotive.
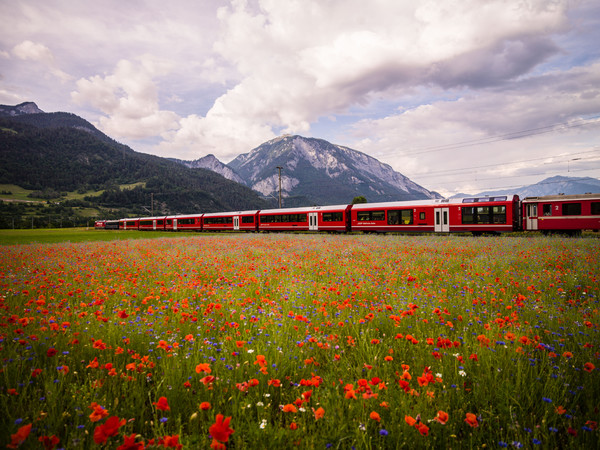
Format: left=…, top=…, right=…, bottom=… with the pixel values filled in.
left=95, top=193, right=600, bottom=236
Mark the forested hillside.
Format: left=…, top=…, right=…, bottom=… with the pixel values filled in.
left=0, top=115, right=272, bottom=228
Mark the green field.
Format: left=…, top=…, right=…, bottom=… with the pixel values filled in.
left=0, top=227, right=202, bottom=245
left=0, top=233, right=598, bottom=448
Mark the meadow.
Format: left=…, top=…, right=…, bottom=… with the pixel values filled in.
left=0, top=233, right=598, bottom=449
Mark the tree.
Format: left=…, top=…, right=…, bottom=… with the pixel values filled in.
left=352, top=196, right=367, bottom=204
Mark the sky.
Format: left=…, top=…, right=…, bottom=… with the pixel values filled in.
left=1, top=0, right=599, bottom=197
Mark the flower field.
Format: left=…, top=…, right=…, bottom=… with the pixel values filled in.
left=1, top=233, right=598, bottom=449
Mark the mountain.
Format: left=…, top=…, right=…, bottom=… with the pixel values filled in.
left=461, top=176, right=600, bottom=198
left=0, top=103, right=271, bottom=222
left=228, top=135, right=441, bottom=206
left=170, top=154, right=246, bottom=185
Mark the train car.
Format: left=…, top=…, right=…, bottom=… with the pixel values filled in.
left=94, top=220, right=106, bottom=229
left=522, top=193, right=600, bottom=234
left=350, top=195, right=520, bottom=234
left=202, top=210, right=260, bottom=232
left=119, top=218, right=140, bottom=230
left=164, top=214, right=203, bottom=232
left=257, top=206, right=312, bottom=232
left=138, top=216, right=167, bottom=231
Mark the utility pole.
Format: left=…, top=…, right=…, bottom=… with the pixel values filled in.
left=276, top=166, right=283, bottom=208
left=151, top=193, right=154, bottom=216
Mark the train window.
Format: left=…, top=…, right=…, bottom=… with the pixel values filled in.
left=562, top=203, right=581, bottom=216
left=126, top=221, right=136, bottom=227
left=419, top=212, right=426, bottom=220
left=242, top=216, right=255, bottom=224
left=461, top=207, right=475, bottom=224
left=372, top=211, right=385, bottom=221
left=323, top=212, right=343, bottom=222
left=157, top=220, right=164, bottom=225
left=543, top=205, right=552, bottom=216
left=388, top=210, right=413, bottom=225
left=139, top=220, right=152, bottom=226
left=492, top=205, right=506, bottom=224
left=204, top=216, right=233, bottom=224
left=477, top=206, right=491, bottom=224
left=592, top=202, right=600, bottom=215
left=178, top=218, right=196, bottom=225
left=462, top=198, right=475, bottom=203
left=357, top=211, right=371, bottom=221
left=493, top=196, right=507, bottom=201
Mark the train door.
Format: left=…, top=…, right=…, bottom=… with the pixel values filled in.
left=434, top=207, right=449, bottom=232
left=233, top=216, right=240, bottom=231
left=152, top=220, right=157, bottom=231
left=525, top=203, right=538, bottom=230
left=173, top=219, right=178, bottom=231
left=309, top=212, right=318, bottom=231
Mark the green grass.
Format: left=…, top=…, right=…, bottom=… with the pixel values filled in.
left=0, top=227, right=201, bottom=245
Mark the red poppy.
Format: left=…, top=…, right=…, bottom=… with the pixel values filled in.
left=313, top=407, right=325, bottom=420
left=153, top=396, right=170, bottom=411
left=369, top=411, right=381, bottom=422
left=464, top=413, right=479, bottom=428
left=434, top=410, right=449, bottom=425
left=282, top=404, right=297, bottom=413
left=200, top=402, right=211, bottom=411
left=7, top=423, right=32, bottom=449
left=209, top=414, right=234, bottom=443
left=93, top=416, right=125, bottom=444
left=195, top=363, right=211, bottom=374
left=116, top=434, right=144, bottom=450
left=38, top=435, right=60, bottom=450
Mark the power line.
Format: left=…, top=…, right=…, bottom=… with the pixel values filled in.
left=381, top=115, right=600, bottom=157
left=409, top=150, right=600, bottom=179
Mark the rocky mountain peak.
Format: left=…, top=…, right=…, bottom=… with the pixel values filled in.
left=0, top=101, right=44, bottom=116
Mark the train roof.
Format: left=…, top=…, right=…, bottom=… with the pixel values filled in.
left=259, top=204, right=350, bottom=214
left=202, top=210, right=259, bottom=217
left=522, top=193, right=600, bottom=202
left=164, top=213, right=204, bottom=219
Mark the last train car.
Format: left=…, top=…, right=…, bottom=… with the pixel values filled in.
left=522, top=193, right=600, bottom=235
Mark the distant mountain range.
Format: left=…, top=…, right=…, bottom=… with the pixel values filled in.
left=454, top=175, right=600, bottom=199
left=227, top=135, right=441, bottom=206
left=2, top=101, right=597, bottom=221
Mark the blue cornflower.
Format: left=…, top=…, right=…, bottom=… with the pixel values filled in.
left=542, top=397, right=552, bottom=403
left=532, top=439, right=542, bottom=445
left=379, top=429, right=389, bottom=436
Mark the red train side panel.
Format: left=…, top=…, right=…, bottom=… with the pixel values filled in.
left=164, top=214, right=203, bottom=231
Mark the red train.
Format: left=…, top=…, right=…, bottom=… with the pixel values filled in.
left=95, top=193, right=600, bottom=235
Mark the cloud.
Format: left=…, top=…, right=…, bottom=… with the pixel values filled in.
left=12, top=40, right=71, bottom=81
left=162, top=0, right=574, bottom=161
left=71, top=58, right=179, bottom=140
